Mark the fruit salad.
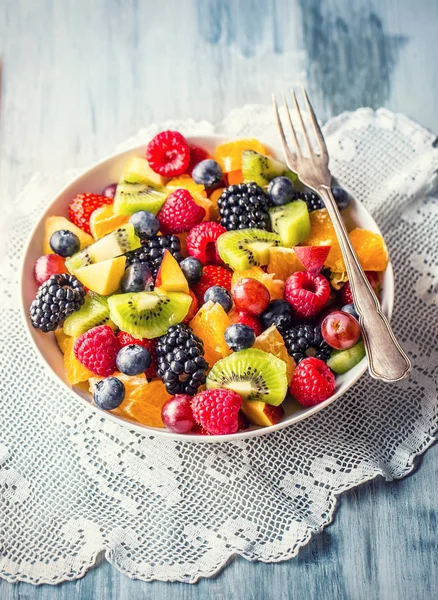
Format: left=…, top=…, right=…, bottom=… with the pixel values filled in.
left=29, top=131, right=389, bottom=436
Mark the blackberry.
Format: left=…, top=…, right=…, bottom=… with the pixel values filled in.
left=125, top=234, right=182, bottom=277
left=218, top=183, right=270, bottom=230
left=282, top=324, right=331, bottom=365
left=156, top=324, right=208, bottom=395
left=29, top=274, right=86, bottom=332
left=300, top=191, right=325, bottom=212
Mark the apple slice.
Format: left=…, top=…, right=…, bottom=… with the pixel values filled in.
left=240, top=400, right=285, bottom=427
left=293, top=246, right=331, bottom=276
left=155, top=249, right=189, bottom=294
left=74, top=256, right=126, bottom=295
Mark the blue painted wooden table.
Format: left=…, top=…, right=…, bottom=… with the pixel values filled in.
left=1, top=1, right=437, bottom=598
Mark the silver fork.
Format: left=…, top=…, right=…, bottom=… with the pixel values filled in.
left=273, top=89, right=412, bottom=382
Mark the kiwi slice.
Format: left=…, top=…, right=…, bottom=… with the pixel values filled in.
left=63, top=293, right=114, bottom=337
left=241, top=150, right=298, bottom=187
left=66, top=223, right=141, bottom=272
left=269, top=200, right=310, bottom=247
left=327, top=340, right=366, bottom=374
left=107, top=289, right=192, bottom=339
left=113, top=181, right=168, bottom=216
left=217, top=229, right=281, bottom=271
left=206, top=348, right=288, bottom=406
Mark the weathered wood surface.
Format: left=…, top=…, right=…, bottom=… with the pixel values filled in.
left=0, top=0, right=437, bottom=598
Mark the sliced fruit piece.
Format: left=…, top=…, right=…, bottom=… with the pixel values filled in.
left=113, top=181, right=168, bottom=216
left=241, top=150, right=298, bottom=187
left=66, top=223, right=141, bottom=272
left=303, top=208, right=340, bottom=266
left=327, top=340, right=366, bottom=374
left=226, top=170, right=243, bottom=185
left=269, top=200, right=310, bottom=247
left=155, top=249, right=189, bottom=294
left=253, top=324, right=295, bottom=384
left=122, top=156, right=167, bottom=187
left=74, top=256, right=126, bottom=296
left=89, top=371, right=148, bottom=399
left=108, top=289, right=192, bottom=339
left=206, top=348, right=288, bottom=406
left=64, top=337, right=93, bottom=385
left=240, top=400, right=285, bottom=427
left=209, top=187, right=224, bottom=221
left=294, top=246, right=331, bottom=276
left=231, top=267, right=284, bottom=301
left=217, top=229, right=281, bottom=271
left=89, top=204, right=129, bottom=239
left=189, top=300, right=231, bottom=368
left=266, top=247, right=306, bottom=281
left=118, top=379, right=171, bottom=427
left=54, top=329, right=70, bottom=354
left=44, top=216, right=93, bottom=255
left=326, top=229, right=389, bottom=273
left=63, top=293, right=115, bottom=336
left=215, top=139, right=266, bottom=172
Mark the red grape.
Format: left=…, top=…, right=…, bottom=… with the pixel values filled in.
left=34, top=254, right=68, bottom=285
left=232, top=278, right=270, bottom=316
left=161, top=395, right=195, bottom=433
left=321, top=310, right=361, bottom=350
left=102, top=183, right=118, bottom=199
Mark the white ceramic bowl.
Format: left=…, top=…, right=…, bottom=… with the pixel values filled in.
left=20, top=135, right=394, bottom=442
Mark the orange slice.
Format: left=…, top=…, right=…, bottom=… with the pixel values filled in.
left=189, top=301, right=231, bottom=368
left=215, top=139, right=266, bottom=172
left=119, top=380, right=171, bottom=427
left=226, top=170, right=243, bottom=185
left=64, top=337, right=93, bottom=385
left=209, top=187, right=224, bottom=221
left=253, top=325, right=295, bottom=384
left=266, top=247, right=306, bottom=281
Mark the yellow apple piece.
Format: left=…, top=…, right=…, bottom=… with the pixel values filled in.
left=123, top=156, right=168, bottom=186
left=241, top=400, right=285, bottom=427
left=74, top=256, right=126, bottom=296
left=155, top=249, right=189, bottom=294
left=44, top=216, right=93, bottom=254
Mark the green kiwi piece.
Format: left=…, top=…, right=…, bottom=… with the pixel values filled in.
left=217, top=228, right=281, bottom=271
left=113, top=181, right=168, bottom=216
left=66, top=223, right=141, bottom=272
left=269, top=200, right=310, bottom=247
left=107, top=289, right=192, bottom=339
left=207, top=348, right=288, bottom=406
left=241, top=150, right=298, bottom=187
left=63, top=293, right=114, bottom=337
left=327, top=340, right=366, bottom=374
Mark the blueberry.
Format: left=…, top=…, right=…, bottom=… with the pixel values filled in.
left=341, top=303, right=359, bottom=320
left=260, top=300, right=294, bottom=330
left=121, top=264, right=154, bottom=293
left=332, top=187, right=350, bottom=210
left=102, top=183, right=118, bottom=198
left=180, top=257, right=203, bottom=285
left=224, top=323, right=256, bottom=351
left=267, top=176, right=295, bottom=206
left=116, top=344, right=151, bottom=376
left=94, top=377, right=125, bottom=410
left=129, top=211, right=160, bottom=239
left=49, top=230, right=80, bottom=257
left=204, top=285, right=232, bottom=313
left=192, top=159, right=223, bottom=189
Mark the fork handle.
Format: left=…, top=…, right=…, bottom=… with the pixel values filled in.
left=317, top=185, right=412, bottom=382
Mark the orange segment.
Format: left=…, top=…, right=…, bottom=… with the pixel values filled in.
left=266, top=247, right=306, bottom=281
left=253, top=325, right=295, bottom=384
left=189, top=300, right=231, bottom=368
left=231, top=267, right=284, bottom=300
left=167, top=175, right=212, bottom=220
left=176, top=232, right=189, bottom=257
left=89, top=372, right=148, bottom=403
left=215, top=139, right=266, bottom=172
left=90, top=204, right=129, bottom=239
left=54, top=329, right=70, bottom=354
left=209, top=187, right=224, bottom=221
left=64, top=337, right=93, bottom=385
left=226, top=170, right=243, bottom=185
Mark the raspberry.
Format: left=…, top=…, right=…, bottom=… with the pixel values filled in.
left=186, top=145, right=210, bottom=176
left=68, top=193, right=113, bottom=234
left=191, top=389, right=242, bottom=435
left=232, top=310, right=262, bottom=336
left=146, top=130, right=190, bottom=177
left=340, top=271, right=380, bottom=305
left=186, top=221, right=226, bottom=264
left=117, top=331, right=157, bottom=379
left=183, top=290, right=199, bottom=324
left=290, top=357, right=335, bottom=406
left=285, top=271, right=330, bottom=318
left=158, top=189, right=205, bottom=235
left=74, top=325, right=120, bottom=377
left=192, top=265, right=232, bottom=304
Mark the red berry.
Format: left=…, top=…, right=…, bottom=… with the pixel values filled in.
left=68, top=193, right=113, bottom=234
left=186, top=221, right=226, bottom=264
left=158, top=188, right=205, bottom=235
left=34, top=254, right=68, bottom=285
left=162, top=395, right=195, bottom=433
left=117, top=331, right=157, bottom=379
left=146, top=130, right=190, bottom=177
left=192, top=423, right=212, bottom=436
left=186, top=145, right=210, bottom=176
left=183, top=290, right=199, bottom=323
left=237, top=411, right=250, bottom=431
left=192, top=265, right=232, bottom=304
left=321, top=310, right=361, bottom=350
left=290, top=357, right=335, bottom=407
left=191, top=388, right=242, bottom=435
left=230, top=310, right=262, bottom=336
left=74, top=325, right=120, bottom=377
left=340, top=271, right=380, bottom=305
left=285, top=271, right=330, bottom=318
left=232, top=278, right=270, bottom=316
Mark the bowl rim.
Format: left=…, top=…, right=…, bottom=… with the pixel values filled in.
left=20, top=133, right=394, bottom=443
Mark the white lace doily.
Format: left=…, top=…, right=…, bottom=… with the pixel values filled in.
left=0, top=106, right=437, bottom=585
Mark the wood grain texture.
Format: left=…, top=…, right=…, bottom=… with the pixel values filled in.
left=0, top=0, right=437, bottom=598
